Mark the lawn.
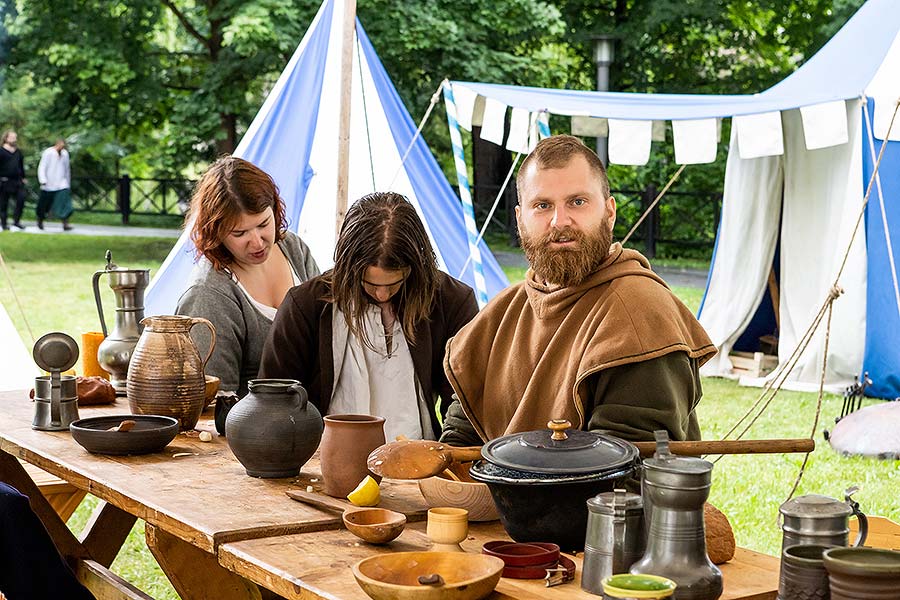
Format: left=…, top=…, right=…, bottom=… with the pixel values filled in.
left=0, top=231, right=895, bottom=599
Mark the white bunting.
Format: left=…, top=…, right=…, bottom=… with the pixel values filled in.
left=506, top=107, right=530, bottom=153
left=480, top=98, right=507, bottom=146
left=571, top=116, right=608, bottom=137
left=735, top=111, right=784, bottom=159
left=672, top=118, right=718, bottom=164
left=800, top=100, right=849, bottom=149
left=452, top=84, right=479, bottom=131
left=608, top=119, right=652, bottom=165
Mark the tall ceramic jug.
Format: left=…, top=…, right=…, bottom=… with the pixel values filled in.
left=93, top=250, right=150, bottom=395
left=126, top=315, right=215, bottom=430
left=319, top=414, right=386, bottom=498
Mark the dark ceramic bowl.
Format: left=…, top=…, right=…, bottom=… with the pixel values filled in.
left=70, top=415, right=179, bottom=455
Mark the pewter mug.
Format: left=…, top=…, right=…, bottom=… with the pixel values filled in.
left=32, top=375, right=79, bottom=431
left=93, top=250, right=150, bottom=396
left=582, top=488, right=645, bottom=596
left=780, top=487, right=868, bottom=551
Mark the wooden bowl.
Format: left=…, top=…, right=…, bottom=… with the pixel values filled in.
left=353, top=551, right=504, bottom=600
left=418, top=470, right=499, bottom=522
left=204, top=375, right=220, bottom=409
left=343, top=508, right=406, bottom=544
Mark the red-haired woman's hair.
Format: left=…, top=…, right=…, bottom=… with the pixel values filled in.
left=188, top=156, right=287, bottom=271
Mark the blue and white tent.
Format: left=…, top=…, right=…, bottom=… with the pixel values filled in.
left=145, top=0, right=508, bottom=317
left=445, top=0, right=900, bottom=398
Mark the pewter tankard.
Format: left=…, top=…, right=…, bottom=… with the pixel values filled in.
left=93, top=250, right=150, bottom=395
left=779, top=487, right=868, bottom=551
left=582, top=489, right=645, bottom=595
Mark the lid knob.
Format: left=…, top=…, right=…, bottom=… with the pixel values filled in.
left=548, top=419, right=571, bottom=441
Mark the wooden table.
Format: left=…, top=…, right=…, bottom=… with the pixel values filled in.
left=0, top=389, right=779, bottom=600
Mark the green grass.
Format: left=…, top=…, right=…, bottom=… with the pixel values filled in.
left=1, top=232, right=895, bottom=596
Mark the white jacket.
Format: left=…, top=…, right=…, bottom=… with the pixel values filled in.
left=37, top=147, right=70, bottom=192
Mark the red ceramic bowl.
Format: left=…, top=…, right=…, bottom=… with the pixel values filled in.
left=482, top=541, right=560, bottom=567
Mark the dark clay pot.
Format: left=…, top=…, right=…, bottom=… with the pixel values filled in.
left=777, top=544, right=832, bottom=600
left=225, top=379, right=323, bottom=478
left=824, top=547, right=900, bottom=600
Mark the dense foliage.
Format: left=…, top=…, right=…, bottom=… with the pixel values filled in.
left=0, top=0, right=867, bottom=250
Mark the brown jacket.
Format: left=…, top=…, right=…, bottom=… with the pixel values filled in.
left=259, top=271, right=478, bottom=436
left=444, top=243, right=716, bottom=441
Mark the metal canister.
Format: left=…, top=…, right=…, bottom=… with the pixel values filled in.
left=582, top=489, right=645, bottom=595
left=779, top=488, right=868, bottom=551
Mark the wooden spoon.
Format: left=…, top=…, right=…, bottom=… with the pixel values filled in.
left=109, top=420, right=136, bottom=432
left=366, top=437, right=816, bottom=480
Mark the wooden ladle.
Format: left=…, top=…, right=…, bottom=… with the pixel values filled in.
left=286, top=489, right=406, bottom=544
left=366, top=436, right=816, bottom=480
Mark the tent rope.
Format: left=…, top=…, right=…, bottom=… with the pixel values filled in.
left=621, top=164, right=686, bottom=245
left=863, top=99, right=900, bottom=320
left=456, top=152, right=522, bottom=279
left=713, top=98, right=900, bottom=501
left=388, top=79, right=445, bottom=190
left=354, top=31, right=377, bottom=191
left=0, top=250, right=35, bottom=345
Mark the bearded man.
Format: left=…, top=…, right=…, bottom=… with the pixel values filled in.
left=440, top=135, right=716, bottom=446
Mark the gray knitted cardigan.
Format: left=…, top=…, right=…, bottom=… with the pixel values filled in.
left=175, top=231, right=319, bottom=397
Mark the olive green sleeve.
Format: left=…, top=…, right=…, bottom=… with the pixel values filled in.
left=439, top=399, right=484, bottom=446
left=582, top=351, right=702, bottom=442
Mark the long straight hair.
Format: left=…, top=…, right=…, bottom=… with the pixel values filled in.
left=326, top=192, right=438, bottom=348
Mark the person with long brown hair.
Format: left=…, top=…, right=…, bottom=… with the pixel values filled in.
left=259, top=191, right=478, bottom=441
left=176, top=156, right=319, bottom=397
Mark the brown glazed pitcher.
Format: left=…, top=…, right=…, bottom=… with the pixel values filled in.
left=126, top=315, right=215, bottom=431
left=319, top=414, right=385, bottom=498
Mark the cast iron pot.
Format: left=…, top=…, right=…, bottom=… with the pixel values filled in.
left=469, top=419, right=640, bottom=551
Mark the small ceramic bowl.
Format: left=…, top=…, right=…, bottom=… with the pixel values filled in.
left=342, top=508, right=406, bottom=544
left=418, top=467, right=499, bottom=522
left=203, top=375, right=220, bottom=409
left=70, top=415, right=179, bottom=455
left=353, top=551, right=504, bottom=600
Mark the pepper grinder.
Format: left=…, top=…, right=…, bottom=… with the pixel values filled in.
left=630, top=431, right=722, bottom=600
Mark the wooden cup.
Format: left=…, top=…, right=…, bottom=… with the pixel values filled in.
left=81, top=331, right=108, bottom=379
left=426, top=507, right=469, bottom=552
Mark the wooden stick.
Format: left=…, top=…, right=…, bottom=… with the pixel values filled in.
left=633, top=437, right=815, bottom=457
left=335, top=0, right=357, bottom=237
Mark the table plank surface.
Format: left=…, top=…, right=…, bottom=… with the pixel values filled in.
left=0, top=389, right=427, bottom=553
left=220, top=521, right=779, bottom=600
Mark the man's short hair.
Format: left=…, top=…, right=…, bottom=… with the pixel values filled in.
left=516, top=135, right=610, bottom=199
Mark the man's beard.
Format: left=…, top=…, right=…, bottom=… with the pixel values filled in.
left=519, top=222, right=613, bottom=287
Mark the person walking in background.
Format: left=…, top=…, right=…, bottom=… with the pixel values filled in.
left=0, top=130, right=27, bottom=231
left=36, top=138, right=72, bottom=231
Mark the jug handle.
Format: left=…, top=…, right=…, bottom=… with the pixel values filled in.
left=92, top=270, right=109, bottom=337
left=846, top=486, right=868, bottom=547
left=289, top=382, right=308, bottom=408
left=189, top=318, right=217, bottom=370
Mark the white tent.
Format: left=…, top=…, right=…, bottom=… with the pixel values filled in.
left=0, top=302, right=38, bottom=392
left=145, top=0, right=508, bottom=316
left=445, top=0, right=900, bottom=397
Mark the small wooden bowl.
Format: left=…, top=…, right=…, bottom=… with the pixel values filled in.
left=353, top=551, right=504, bottom=600
left=418, top=471, right=499, bottom=522
left=343, top=508, right=406, bottom=544
left=203, top=375, right=220, bottom=409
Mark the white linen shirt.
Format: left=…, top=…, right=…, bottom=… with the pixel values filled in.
left=37, top=147, right=70, bottom=192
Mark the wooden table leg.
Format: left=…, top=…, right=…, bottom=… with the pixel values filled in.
left=146, top=524, right=283, bottom=600
left=79, top=500, right=137, bottom=567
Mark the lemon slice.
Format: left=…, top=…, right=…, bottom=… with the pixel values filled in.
left=347, top=475, right=380, bottom=506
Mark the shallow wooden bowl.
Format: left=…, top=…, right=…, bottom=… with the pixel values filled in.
left=418, top=471, right=499, bottom=522
left=353, top=551, right=504, bottom=600
left=203, top=375, right=220, bottom=409
left=343, top=508, right=406, bottom=544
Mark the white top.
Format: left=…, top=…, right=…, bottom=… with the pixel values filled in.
left=37, top=147, right=70, bottom=192
left=329, top=306, right=434, bottom=442
left=231, top=264, right=301, bottom=321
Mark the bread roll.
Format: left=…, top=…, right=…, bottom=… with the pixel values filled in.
left=705, top=502, right=736, bottom=564
left=76, top=376, right=116, bottom=406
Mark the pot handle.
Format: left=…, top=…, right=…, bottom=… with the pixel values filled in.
left=845, top=486, right=868, bottom=547
left=188, top=317, right=217, bottom=370
left=290, top=382, right=308, bottom=408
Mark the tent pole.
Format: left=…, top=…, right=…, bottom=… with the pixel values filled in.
left=335, top=0, right=357, bottom=237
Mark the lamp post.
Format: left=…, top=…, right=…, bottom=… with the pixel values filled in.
left=592, top=35, right=616, bottom=167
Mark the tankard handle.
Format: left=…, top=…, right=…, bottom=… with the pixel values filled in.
left=846, top=486, right=868, bottom=547
left=188, top=318, right=217, bottom=370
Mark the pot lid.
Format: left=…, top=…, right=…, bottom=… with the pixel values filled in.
left=780, top=494, right=853, bottom=518
left=481, top=419, right=638, bottom=475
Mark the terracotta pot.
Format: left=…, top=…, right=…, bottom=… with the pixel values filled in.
left=226, top=379, right=323, bottom=478
left=824, top=547, right=900, bottom=600
left=319, top=414, right=385, bottom=498
left=126, top=316, right=215, bottom=430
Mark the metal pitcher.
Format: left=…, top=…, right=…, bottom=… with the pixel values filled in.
left=780, top=487, right=868, bottom=551
left=582, top=488, right=645, bottom=596
left=92, top=250, right=150, bottom=395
